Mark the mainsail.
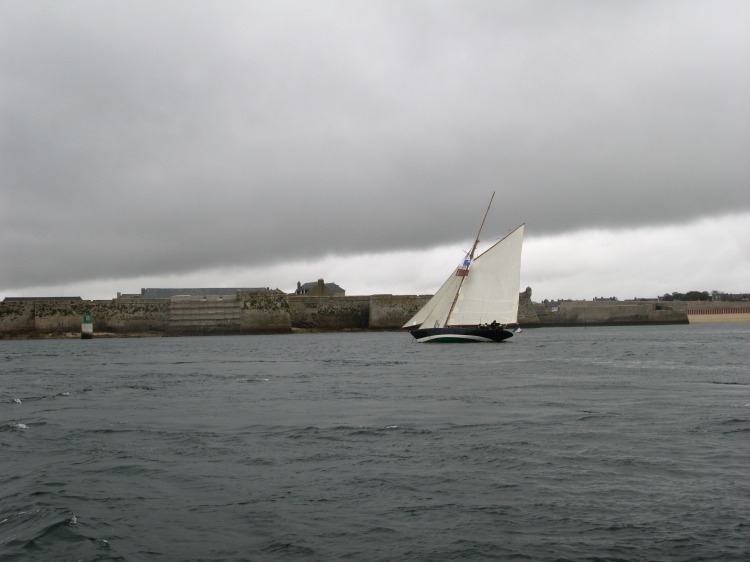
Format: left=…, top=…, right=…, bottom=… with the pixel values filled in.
left=404, top=224, right=524, bottom=329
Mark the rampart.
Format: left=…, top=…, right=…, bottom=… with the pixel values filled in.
left=162, top=293, right=292, bottom=336
left=1, top=294, right=747, bottom=339
left=369, top=294, right=431, bottom=329
left=0, top=299, right=170, bottom=337
left=288, top=295, right=371, bottom=330
left=239, top=292, right=292, bottom=333
left=533, top=301, right=687, bottom=326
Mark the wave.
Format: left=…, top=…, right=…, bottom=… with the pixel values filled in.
left=0, top=504, right=114, bottom=560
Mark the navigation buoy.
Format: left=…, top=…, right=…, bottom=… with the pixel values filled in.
left=81, top=312, right=93, bottom=339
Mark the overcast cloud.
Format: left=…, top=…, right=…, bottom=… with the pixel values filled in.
left=1, top=1, right=748, bottom=299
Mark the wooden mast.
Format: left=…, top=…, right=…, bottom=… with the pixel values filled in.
left=443, top=191, right=495, bottom=327
left=468, top=191, right=495, bottom=260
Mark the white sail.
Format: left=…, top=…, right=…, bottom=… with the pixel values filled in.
left=448, top=224, right=524, bottom=326
left=403, top=270, right=463, bottom=329
left=403, top=224, right=524, bottom=329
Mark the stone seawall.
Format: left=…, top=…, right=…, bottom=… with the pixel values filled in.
left=167, top=296, right=242, bottom=335
left=369, top=294, right=431, bottom=329
left=2, top=295, right=746, bottom=338
left=150, top=293, right=292, bottom=336
left=1, top=293, right=521, bottom=337
left=239, top=292, right=292, bottom=333
left=533, top=300, right=750, bottom=326
left=288, top=295, right=371, bottom=330
left=534, top=301, right=687, bottom=326
left=0, top=299, right=170, bottom=337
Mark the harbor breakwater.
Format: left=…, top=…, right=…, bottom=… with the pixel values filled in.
left=1, top=293, right=747, bottom=338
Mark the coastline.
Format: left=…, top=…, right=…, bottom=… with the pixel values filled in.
left=1, top=294, right=747, bottom=340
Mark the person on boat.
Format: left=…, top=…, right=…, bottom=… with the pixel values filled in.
left=490, top=320, right=499, bottom=329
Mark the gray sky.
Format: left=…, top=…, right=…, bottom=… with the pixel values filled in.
left=1, top=1, right=748, bottom=300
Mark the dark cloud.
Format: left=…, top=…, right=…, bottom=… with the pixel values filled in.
left=1, top=1, right=749, bottom=290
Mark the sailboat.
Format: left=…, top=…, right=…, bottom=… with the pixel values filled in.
left=403, top=192, right=524, bottom=343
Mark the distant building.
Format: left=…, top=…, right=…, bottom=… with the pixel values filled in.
left=117, top=288, right=276, bottom=299
left=294, top=279, right=345, bottom=297
left=3, top=296, right=82, bottom=302
left=713, top=292, right=750, bottom=302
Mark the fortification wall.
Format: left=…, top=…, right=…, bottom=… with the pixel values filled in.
left=0, top=299, right=170, bottom=337
left=239, top=292, right=292, bottom=333
left=167, top=296, right=241, bottom=335
left=518, top=293, right=540, bottom=327
left=534, top=301, right=688, bottom=326
left=165, top=293, right=293, bottom=335
left=533, top=300, right=750, bottom=326
left=533, top=303, right=557, bottom=326
left=288, top=295, right=370, bottom=330
left=3, top=295, right=746, bottom=338
left=32, top=300, right=89, bottom=333
left=665, top=301, right=750, bottom=312
left=98, top=299, right=170, bottom=332
left=369, top=295, right=431, bottom=329
left=0, top=302, right=35, bottom=334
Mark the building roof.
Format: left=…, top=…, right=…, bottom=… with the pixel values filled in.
left=123, top=288, right=273, bottom=299
left=298, top=281, right=344, bottom=292
left=3, top=296, right=83, bottom=302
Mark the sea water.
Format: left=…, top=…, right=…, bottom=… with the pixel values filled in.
left=1, top=325, right=748, bottom=561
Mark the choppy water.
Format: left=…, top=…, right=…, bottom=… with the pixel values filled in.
left=1, top=325, right=749, bottom=561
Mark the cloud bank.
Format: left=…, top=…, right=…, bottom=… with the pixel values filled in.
left=1, top=1, right=748, bottom=295
left=9, top=212, right=748, bottom=302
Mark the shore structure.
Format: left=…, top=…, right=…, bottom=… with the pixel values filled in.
left=1, top=286, right=748, bottom=339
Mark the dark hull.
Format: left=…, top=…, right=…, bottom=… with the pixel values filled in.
left=409, top=327, right=514, bottom=343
